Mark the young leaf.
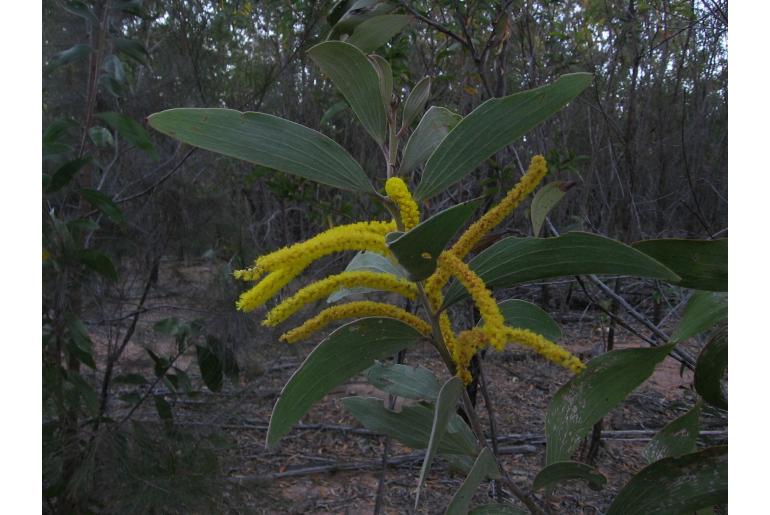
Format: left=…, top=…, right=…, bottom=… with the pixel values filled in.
left=546, top=344, right=674, bottom=464
left=494, top=299, right=562, bottom=341
left=388, top=199, right=480, bottom=281
left=366, top=362, right=441, bottom=401
left=415, top=73, right=593, bottom=199
left=149, top=108, right=374, bottom=193
left=347, top=14, right=413, bottom=52
left=694, top=325, right=728, bottom=410
left=530, top=181, right=572, bottom=236
left=368, top=54, right=393, bottom=111
left=643, top=401, right=702, bottom=463
left=400, top=76, right=431, bottom=133
left=97, top=112, right=157, bottom=158
left=533, top=461, right=607, bottom=492
left=307, top=41, right=387, bottom=144
left=446, top=448, right=501, bottom=515
left=79, top=188, right=124, bottom=223
left=416, top=377, right=464, bottom=510
left=606, top=446, right=727, bottom=515
left=46, top=157, right=91, bottom=193
left=400, top=106, right=462, bottom=173
left=670, top=291, right=727, bottom=343
left=443, top=232, right=680, bottom=307
left=267, top=318, right=425, bottom=447
left=633, top=239, right=727, bottom=291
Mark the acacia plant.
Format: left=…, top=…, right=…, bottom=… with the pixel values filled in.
left=149, top=11, right=727, bottom=513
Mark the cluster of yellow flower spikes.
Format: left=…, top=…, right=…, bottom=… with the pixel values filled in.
left=234, top=177, right=430, bottom=343
left=385, top=177, right=421, bottom=230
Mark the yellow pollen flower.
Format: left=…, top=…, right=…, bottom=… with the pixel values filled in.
left=437, top=252, right=506, bottom=349
left=235, top=263, right=307, bottom=312
left=453, top=329, right=489, bottom=384
left=385, top=177, right=421, bottom=230
left=279, top=301, right=432, bottom=344
left=504, top=327, right=585, bottom=374
left=263, top=271, right=418, bottom=326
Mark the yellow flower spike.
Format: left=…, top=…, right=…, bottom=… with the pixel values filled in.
left=504, top=327, right=586, bottom=374
left=263, top=271, right=418, bottom=326
left=385, top=177, right=421, bottom=230
left=233, top=267, right=263, bottom=282
left=279, top=300, right=432, bottom=344
left=453, top=329, right=489, bottom=384
left=437, top=252, right=507, bottom=349
left=235, top=263, right=306, bottom=312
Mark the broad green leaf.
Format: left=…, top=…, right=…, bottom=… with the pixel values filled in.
left=308, top=41, right=387, bottom=144
left=469, top=504, right=527, bottom=515
left=633, top=239, right=727, bottom=291
left=606, top=446, right=727, bottom=515
left=368, top=54, right=393, bottom=110
left=530, top=181, right=572, bottom=236
left=88, top=127, right=114, bottom=147
left=328, top=0, right=396, bottom=39
left=443, top=232, right=680, bottom=307
left=267, top=318, right=425, bottom=447
left=401, top=76, right=431, bottom=132
left=76, top=249, right=118, bottom=280
left=416, top=377, right=464, bottom=510
left=401, top=106, right=462, bottom=173
left=102, top=54, right=125, bottom=83
left=495, top=300, right=561, bottom=341
left=533, top=461, right=607, bottom=491
left=347, top=14, right=413, bottom=52
left=97, top=112, right=157, bottom=158
left=196, top=342, right=224, bottom=392
left=79, top=188, right=124, bottom=223
left=446, top=448, right=501, bottom=515
left=63, top=0, right=99, bottom=24
left=149, top=108, right=374, bottom=192
left=644, top=401, right=702, bottom=463
left=545, top=344, right=674, bottom=464
left=46, top=157, right=91, bottom=193
left=319, top=100, right=350, bottom=126
left=388, top=199, right=480, bottom=281
left=327, top=251, right=406, bottom=303
left=343, top=396, right=477, bottom=457
left=327, top=0, right=352, bottom=27
left=51, top=43, right=92, bottom=67
left=694, top=325, right=728, bottom=410
left=670, top=291, right=727, bottom=343
left=366, top=362, right=441, bottom=401
left=113, top=38, right=150, bottom=65
left=415, top=73, right=593, bottom=199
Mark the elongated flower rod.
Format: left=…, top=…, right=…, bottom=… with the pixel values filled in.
left=425, top=155, right=548, bottom=299
left=437, top=251, right=507, bottom=349
left=263, top=271, right=418, bottom=326
left=280, top=300, right=432, bottom=344
left=504, top=327, right=585, bottom=374
left=235, top=263, right=308, bottom=312
left=385, top=177, right=421, bottom=230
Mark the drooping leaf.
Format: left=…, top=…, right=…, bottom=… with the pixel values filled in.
left=46, top=157, right=91, bottom=193
left=328, top=0, right=396, bottom=39
left=65, top=315, right=95, bottom=362
left=113, top=38, right=150, bottom=65
left=670, top=291, right=727, bottom=343
left=97, top=112, right=157, bottom=158
left=495, top=299, right=561, bottom=341
left=196, top=342, right=224, bottom=392
left=347, top=14, right=413, bottom=52
left=400, top=106, right=462, bottom=173
left=102, top=54, right=126, bottom=83
left=530, top=181, right=572, bottom=237
left=79, top=189, right=124, bottom=224
left=148, top=108, right=374, bottom=193
left=694, top=325, right=728, bottom=410
left=545, top=344, right=674, bottom=464
left=416, top=377, right=464, bottom=510
left=50, top=43, right=92, bottom=67
left=319, top=100, right=350, bottom=126
left=76, top=249, right=118, bottom=280
left=366, top=362, right=441, bottom=401
left=533, top=461, right=607, bottom=491
left=62, top=0, right=99, bottom=24
left=633, top=239, right=727, bottom=291
left=388, top=199, right=480, bottom=281
left=367, top=54, right=393, bottom=110
left=267, top=318, right=425, bottom=447
left=644, top=401, right=702, bottom=463
left=446, top=448, right=501, bottom=515
left=327, top=251, right=406, bottom=302
left=606, top=446, right=727, bottom=515
left=444, top=232, right=680, bottom=307
left=401, top=76, right=431, bottom=132
left=343, top=396, right=477, bottom=457
left=88, top=126, right=114, bottom=147
left=415, top=73, right=593, bottom=199
left=307, top=41, right=387, bottom=144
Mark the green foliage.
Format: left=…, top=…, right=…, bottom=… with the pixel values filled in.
left=633, top=239, right=727, bottom=291
left=643, top=401, right=702, bottom=463
left=670, top=291, right=728, bottom=343
left=400, top=106, right=463, bottom=173
left=365, top=362, right=441, bottom=401
left=495, top=299, right=562, bottom=340
left=533, top=461, right=607, bottom=491
left=530, top=180, right=572, bottom=237
left=446, top=448, right=501, bottom=515
left=694, top=325, right=728, bottom=410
